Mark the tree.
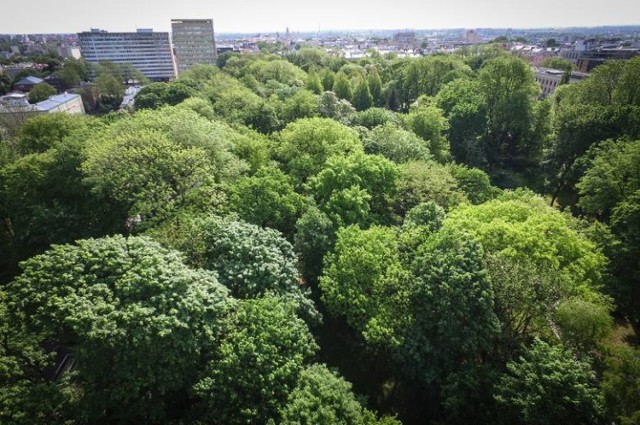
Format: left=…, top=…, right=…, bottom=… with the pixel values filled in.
left=435, top=78, right=488, bottom=167
left=555, top=298, right=612, bottom=352
left=403, top=55, right=471, bottom=103
left=349, top=107, right=402, bottom=130
left=602, top=346, right=640, bottom=425
left=448, top=164, right=497, bottom=205
left=444, top=190, right=607, bottom=292
left=0, top=72, right=12, bottom=95
left=405, top=104, right=450, bottom=162
left=193, top=296, right=317, bottom=424
left=399, top=229, right=500, bottom=384
left=0, top=236, right=231, bottom=424
left=280, top=89, right=320, bottom=123
left=294, top=205, right=335, bottom=283
left=495, top=339, right=605, bottom=425
left=308, top=152, right=399, bottom=226
left=352, top=78, right=374, bottom=111
left=577, top=140, right=640, bottom=218
left=135, top=81, right=196, bottom=110
left=333, top=71, right=353, bottom=101
left=396, top=160, right=468, bottom=214
left=367, top=66, right=384, bottom=106
left=228, top=167, right=309, bottom=237
left=81, top=128, right=218, bottom=226
left=364, top=123, right=432, bottom=164
left=477, top=56, right=542, bottom=187
left=148, top=215, right=316, bottom=315
left=280, top=364, right=399, bottom=425
left=319, top=91, right=356, bottom=122
left=320, top=225, right=410, bottom=347
left=27, top=82, right=56, bottom=103
left=275, top=117, right=362, bottom=184
left=305, top=68, right=323, bottom=94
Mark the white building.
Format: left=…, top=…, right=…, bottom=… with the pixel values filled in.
left=171, top=19, right=217, bottom=75
left=78, top=28, right=176, bottom=81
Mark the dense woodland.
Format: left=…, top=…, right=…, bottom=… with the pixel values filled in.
left=1, top=46, right=640, bottom=424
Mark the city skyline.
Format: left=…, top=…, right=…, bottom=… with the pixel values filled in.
left=1, top=0, right=639, bottom=34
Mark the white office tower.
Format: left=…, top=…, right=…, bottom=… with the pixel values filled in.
left=78, top=28, right=176, bottom=81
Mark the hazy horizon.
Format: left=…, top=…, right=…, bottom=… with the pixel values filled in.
left=2, top=0, right=639, bottom=35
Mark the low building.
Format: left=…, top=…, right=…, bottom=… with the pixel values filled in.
left=533, top=67, right=588, bottom=97
left=13, top=76, right=44, bottom=92
left=0, top=92, right=85, bottom=115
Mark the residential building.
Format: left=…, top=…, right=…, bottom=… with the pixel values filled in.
left=171, top=19, right=217, bottom=74
left=13, top=76, right=44, bottom=92
left=78, top=28, right=176, bottom=81
left=0, top=92, right=85, bottom=114
left=533, top=67, right=588, bottom=97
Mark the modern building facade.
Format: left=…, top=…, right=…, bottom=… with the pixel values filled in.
left=171, top=19, right=217, bottom=74
left=78, top=28, right=176, bottom=81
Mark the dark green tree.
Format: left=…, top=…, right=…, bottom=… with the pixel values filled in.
left=495, top=339, right=605, bottom=425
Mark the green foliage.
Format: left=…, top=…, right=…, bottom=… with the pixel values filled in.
left=577, top=140, right=640, bottom=217
left=305, top=68, right=324, bottom=94
left=82, top=128, right=220, bottom=226
left=555, top=298, right=612, bottom=351
left=320, top=225, right=410, bottom=347
left=308, top=152, right=399, bottom=226
left=15, top=112, right=93, bottom=155
left=403, top=201, right=445, bottom=231
left=0, top=73, right=11, bottom=95
left=148, top=214, right=318, bottom=321
left=495, top=339, right=605, bottom=425
left=405, top=104, right=450, bottom=162
left=403, top=55, right=471, bottom=103
left=478, top=56, right=543, bottom=186
left=280, top=364, right=394, bottom=425
left=0, top=236, right=230, bottom=423
left=193, top=296, right=317, bottom=424
left=281, top=89, right=320, bottom=123
left=400, top=229, right=500, bottom=383
left=294, top=205, right=335, bottom=283
left=352, top=78, right=374, bottom=111
left=228, top=166, right=309, bottom=237
left=396, top=160, right=468, bottom=213
left=448, top=164, right=497, bottom=204
left=134, top=80, right=196, bottom=110
left=319, top=91, right=356, bottom=122
left=349, top=107, right=402, bottom=130
left=333, top=71, right=353, bottom=101
left=444, top=191, right=607, bottom=292
left=275, top=117, right=362, bottom=184
left=364, top=123, right=432, bottom=163
left=0, top=117, right=115, bottom=275
left=367, top=66, right=384, bottom=107
left=435, top=78, right=488, bottom=167
left=602, top=346, right=640, bottom=424
left=247, top=59, right=307, bottom=86
left=27, top=82, right=56, bottom=103
left=101, top=105, right=246, bottom=182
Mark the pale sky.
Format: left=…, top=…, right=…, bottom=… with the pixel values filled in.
left=2, top=0, right=638, bottom=34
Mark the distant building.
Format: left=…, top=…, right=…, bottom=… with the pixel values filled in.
left=464, top=29, right=481, bottom=44
left=171, top=19, right=217, bottom=74
left=394, top=32, right=417, bottom=50
left=0, top=92, right=85, bottom=114
left=78, top=28, right=176, bottom=81
left=13, top=76, right=44, bottom=92
left=533, top=67, right=588, bottom=97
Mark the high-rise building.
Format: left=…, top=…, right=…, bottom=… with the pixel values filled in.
left=171, top=19, right=217, bottom=74
left=78, top=28, right=176, bottom=81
